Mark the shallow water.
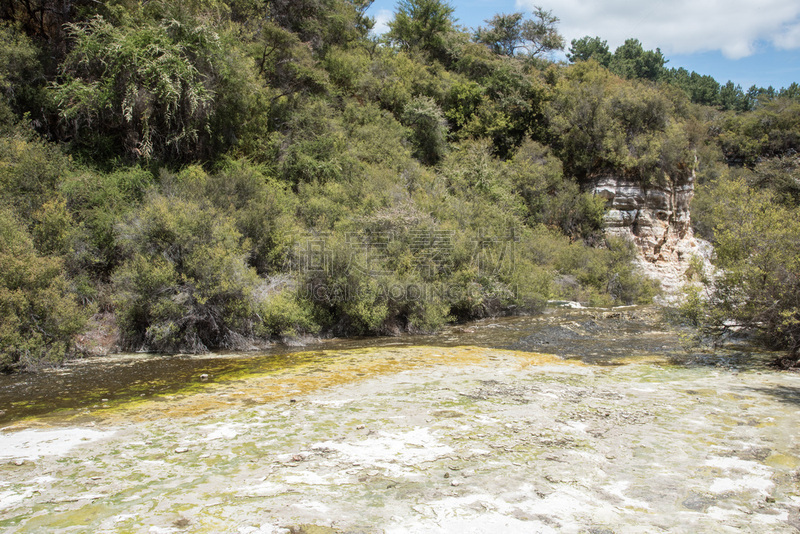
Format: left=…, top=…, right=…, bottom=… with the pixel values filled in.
left=0, top=306, right=744, bottom=425
left=1, top=306, right=799, bottom=533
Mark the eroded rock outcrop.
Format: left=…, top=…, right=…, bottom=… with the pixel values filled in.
left=593, top=173, right=711, bottom=294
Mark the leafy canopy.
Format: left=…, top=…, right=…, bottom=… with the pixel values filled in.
left=566, top=36, right=611, bottom=66
left=475, top=7, right=564, bottom=58
left=387, top=0, right=456, bottom=61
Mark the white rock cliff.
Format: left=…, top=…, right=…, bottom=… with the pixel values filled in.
left=593, top=172, right=711, bottom=294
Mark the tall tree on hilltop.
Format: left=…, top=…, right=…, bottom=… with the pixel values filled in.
left=718, top=80, right=749, bottom=111
left=609, top=38, right=667, bottom=82
left=387, top=0, right=455, bottom=61
left=567, top=36, right=611, bottom=66
left=475, top=7, right=564, bottom=57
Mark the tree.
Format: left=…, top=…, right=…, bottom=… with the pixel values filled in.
left=609, top=38, right=667, bottom=82
left=688, top=71, right=721, bottom=106
left=718, top=80, right=749, bottom=111
left=475, top=7, right=563, bottom=57
left=567, top=36, right=611, bottom=66
left=547, top=60, right=689, bottom=184
left=387, top=0, right=455, bottom=61
left=665, top=68, right=720, bottom=106
left=0, top=0, right=103, bottom=52
left=780, top=82, right=800, bottom=101
left=255, top=20, right=331, bottom=100
left=519, top=7, right=564, bottom=57
left=51, top=15, right=219, bottom=161
left=0, top=23, right=42, bottom=118
left=475, top=13, right=524, bottom=56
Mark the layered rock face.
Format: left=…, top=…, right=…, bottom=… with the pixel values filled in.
left=593, top=173, right=709, bottom=293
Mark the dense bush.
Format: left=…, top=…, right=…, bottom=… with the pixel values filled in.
left=507, top=139, right=605, bottom=239
left=113, top=194, right=263, bottom=352
left=0, top=208, right=88, bottom=370
left=52, top=14, right=217, bottom=161
left=49, top=3, right=271, bottom=163
left=387, top=0, right=456, bottom=63
left=0, top=129, right=69, bottom=220
left=402, top=96, right=448, bottom=165
left=554, top=237, right=661, bottom=306
left=61, top=166, right=153, bottom=279
left=715, top=98, right=800, bottom=166
left=691, top=174, right=800, bottom=362
left=547, top=61, right=693, bottom=185
left=0, top=23, right=42, bottom=118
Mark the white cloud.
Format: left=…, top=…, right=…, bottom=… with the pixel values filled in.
left=774, top=21, right=800, bottom=50
left=516, top=0, right=800, bottom=59
left=371, top=9, right=393, bottom=36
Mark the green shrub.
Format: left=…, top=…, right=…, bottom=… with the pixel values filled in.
left=387, top=0, right=456, bottom=63
left=0, top=132, right=69, bottom=221
left=113, top=194, right=262, bottom=352
left=30, top=198, right=76, bottom=256
left=402, top=96, right=448, bottom=165
left=0, top=208, right=88, bottom=371
left=50, top=5, right=265, bottom=163
left=323, top=46, right=370, bottom=92
left=716, top=98, right=800, bottom=166
left=694, top=175, right=800, bottom=360
left=257, top=288, right=318, bottom=338
left=61, top=166, right=154, bottom=278
left=296, top=210, right=461, bottom=335
left=547, top=61, right=692, bottom=185
left=554, top=237, right=660, bottom=306
left=0, top=23, right=43, bottom=117
left=204, top=159, right=299, bottom=274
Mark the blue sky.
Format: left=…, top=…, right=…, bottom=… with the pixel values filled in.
left=367, top=0, right=800, bottom=90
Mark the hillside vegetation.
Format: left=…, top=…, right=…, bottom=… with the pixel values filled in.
left=0, top=0, right=798, bottom=370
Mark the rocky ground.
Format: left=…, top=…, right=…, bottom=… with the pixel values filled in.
left=1, top=340, right=800, bottom=533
